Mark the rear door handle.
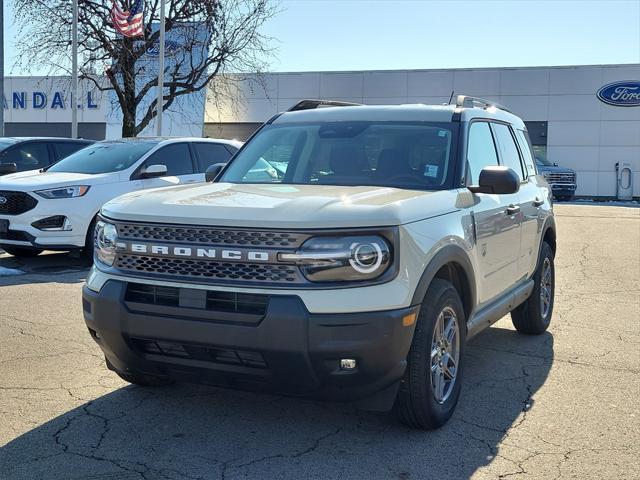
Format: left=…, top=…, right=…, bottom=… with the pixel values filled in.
left=506, top=204, right=520, bottom=216
left=533, top=197, right=544, bottom=207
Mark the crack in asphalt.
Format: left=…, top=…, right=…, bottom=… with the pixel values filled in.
left=225, top=425, right=345, bottom=476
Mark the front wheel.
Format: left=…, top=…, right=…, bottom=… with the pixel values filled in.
left=81, top=217, right=98, bottom=265
left=394, top=278, right=466, bottom=429
left=511, top=241, right=555, bottom=334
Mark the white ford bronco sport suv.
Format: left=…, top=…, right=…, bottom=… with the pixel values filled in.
left=83, top=97, right=556, bottom=429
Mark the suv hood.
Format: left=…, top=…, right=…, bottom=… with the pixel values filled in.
left=102, top=183, right=460, bottom=228
left=537, top=164, right=576, bottom=174
left=0, top=170, right=116, bottom=190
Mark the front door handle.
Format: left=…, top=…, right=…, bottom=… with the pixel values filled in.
left=506, top=204, right=520, bottom=216
left=533, top=197, right=544, bottom=207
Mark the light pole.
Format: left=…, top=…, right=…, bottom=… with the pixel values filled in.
left=155, top=0, right=165, bottom=136
left=71, top=0, right=78, bottom=138
left=0, top=0, right=4, bottom=137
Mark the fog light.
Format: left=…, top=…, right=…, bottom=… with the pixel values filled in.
left=31, top=215, right=71, bottom=231
left=340, top=359, right=357, bottom=370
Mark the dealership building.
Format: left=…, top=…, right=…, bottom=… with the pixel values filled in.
left=3, top=63, right=639, bottom=198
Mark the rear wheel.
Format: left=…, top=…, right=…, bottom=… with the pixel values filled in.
left=394, top=278, right=466, bottom=429
left=1, top=246, right=43, bottom=258
left=511, top=241, right=555, bottom=334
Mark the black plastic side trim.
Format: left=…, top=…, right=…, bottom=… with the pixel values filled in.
left=466, top=279, right=534, bottom=339
left=411, top=244, right=476, bottom=310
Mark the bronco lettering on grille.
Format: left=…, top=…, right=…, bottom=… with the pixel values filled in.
left=119, top=242, right=272, bottom=262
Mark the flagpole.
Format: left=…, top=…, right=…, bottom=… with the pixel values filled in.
left=71, top=0, right=78, bottom=138
left=155, top=0, right=165, bottom=136
left=0, top=0, right=4, bottom=137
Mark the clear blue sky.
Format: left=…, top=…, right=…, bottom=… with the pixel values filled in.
left=3, top=0, right=640, bottom=75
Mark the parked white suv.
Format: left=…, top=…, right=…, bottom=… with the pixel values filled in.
left=0, top=137, right=241, bottom=258
left=83, top=98, right=556, bottom=429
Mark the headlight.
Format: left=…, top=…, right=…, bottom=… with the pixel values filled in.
left=94, top=220, right=118, bottom=267
left=279, top=235, right=391, bottom=282
left=35, top=185, right=90, bottom=199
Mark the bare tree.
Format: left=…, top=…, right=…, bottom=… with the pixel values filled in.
left=12, top=0, right=277, bottom=137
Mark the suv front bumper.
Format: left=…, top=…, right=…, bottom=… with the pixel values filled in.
left=0, top=200, right=89, bottom=250
left=82, top=280, right=418, bottom=408
left=549, top=183, right=576, bottom=198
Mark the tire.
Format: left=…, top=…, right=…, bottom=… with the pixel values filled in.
left=1, top=246, right=43, bottom=258
left=394, top=278, right=466, bottom=430
left=555, top=195, right=572, bottom=202
left=81, top=217, right=97, bottom=264
left=511, top=241, right=555, bottom=334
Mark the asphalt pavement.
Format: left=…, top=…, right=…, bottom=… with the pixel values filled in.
left=0, top=203, right=638, bottom=479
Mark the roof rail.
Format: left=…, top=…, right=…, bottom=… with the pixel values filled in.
left=287, top=99, right=362, bottom=112
left=454, top=95, right=513, bottom=114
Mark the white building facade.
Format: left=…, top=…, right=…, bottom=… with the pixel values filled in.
left=204, top=64, right=640, bottom=198
left=3, top=64, right=638, bottom=198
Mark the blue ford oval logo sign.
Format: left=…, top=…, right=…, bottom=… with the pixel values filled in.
left=597, top=81, right=640, bottom=107
left=146, top=40, right=181, bottom=57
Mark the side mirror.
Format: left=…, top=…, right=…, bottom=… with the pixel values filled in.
left=0, top=163, right=17, bottom=175
left=205, top=163, right=226, bottom=182
left=139, top=164, right=168, bottom=179
left=468, top=166, right=520, bottom=195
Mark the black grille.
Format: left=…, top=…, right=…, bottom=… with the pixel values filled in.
left=129, top=337, right=268, bottom=369
left=116, top=224, right=306, bottom=248
left=115, top=254, right=300, bottom=284
left=0, top=229, right=33, bottom=242
left=546, top=172, right=576, bottom=184
left=125, top=283, right=269, bottom=316
left=0, top=191, right=38, bottom=215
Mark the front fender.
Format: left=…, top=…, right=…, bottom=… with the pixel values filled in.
left=411, top=244, right=477, bottom=315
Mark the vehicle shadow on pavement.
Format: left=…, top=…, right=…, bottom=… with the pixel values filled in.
left=0, top=327, right=553, bottom=480
left=0, top=251, right=89, bottom=285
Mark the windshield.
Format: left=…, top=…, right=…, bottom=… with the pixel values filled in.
left=47, top=142, right=157, bottom=174
left=535, top=156, right=554, bottom=167
left=220, top=122, right=459, bottom=190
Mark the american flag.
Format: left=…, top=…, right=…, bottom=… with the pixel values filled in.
left=111, top=0, right=144, bottom=38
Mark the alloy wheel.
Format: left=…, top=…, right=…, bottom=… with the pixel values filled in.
left=430, top=306, right=460, bottom=404
left=539, top=257, right=553, bottom=319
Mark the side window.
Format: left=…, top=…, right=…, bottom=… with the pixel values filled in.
left=53, top=142, right=88, bottom=161
left=193, top=143, right=233, bottom=172
left=0, top=142, right=50, bottom=170
left=466, top=122, right=499, bottom=184
left=144, top=143, right=194, bottom=176
left=492, top=123, right=525, bottom=180
left=515, top=130, right=537, bottom=176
